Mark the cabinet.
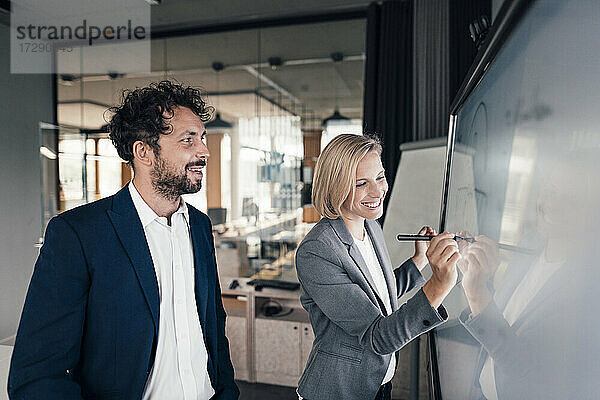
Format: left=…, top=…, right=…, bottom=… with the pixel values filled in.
left=225, top=315, right=249, bottom=381
left=221, top=293, right=252, bottom=382
left=221, top=277, right=313, bottom=387
left=254, top=317, right=314, bottom=387
left=252, top=289, right=313, bottom=387
left=255, top=318, right=301, bottom=386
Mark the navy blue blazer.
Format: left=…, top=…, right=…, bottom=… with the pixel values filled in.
left=8, top=186, right=239, bottom=400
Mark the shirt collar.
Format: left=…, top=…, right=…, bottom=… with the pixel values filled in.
left=128, top=181, right=188, bottom=228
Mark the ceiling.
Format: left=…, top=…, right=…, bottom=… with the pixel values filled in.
left=56, top=1, right=370, bottom=129
left=149, top=0, right=370, bottom=31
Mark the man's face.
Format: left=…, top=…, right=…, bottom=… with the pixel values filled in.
left=150, top=106, right=209, bottom=201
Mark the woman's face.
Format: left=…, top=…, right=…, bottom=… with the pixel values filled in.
left=341, top=150, right=388, bottom=220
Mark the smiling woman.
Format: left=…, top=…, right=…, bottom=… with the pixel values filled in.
left=295, top=134, right=460, bottom=400
left=311, top=134, right=383, bottom=222
left=340, top=150, right=388, bottom=238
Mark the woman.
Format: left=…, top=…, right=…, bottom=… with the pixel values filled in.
left=295, top=134, right=459, bottom=400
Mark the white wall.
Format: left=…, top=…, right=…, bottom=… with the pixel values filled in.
left=0, top=23, right=54, bottom=340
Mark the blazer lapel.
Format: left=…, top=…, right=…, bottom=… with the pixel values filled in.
left=187, top=207, right=218, bottom=377
left=365, top=220, right=398, bottom=312
left=328, top=218, right=387, bottom=314
left=188, top=208, right=209, bottom=334
left=107, top=186, right=159, bottom=334
left=348, top=244, right=378, bottom=297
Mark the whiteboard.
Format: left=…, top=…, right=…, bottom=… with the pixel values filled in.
left=435, top=1, right=600, bottom=398
left=383, top=138, right=447, bottom=271
left=383, top=138, right=476, bottom=311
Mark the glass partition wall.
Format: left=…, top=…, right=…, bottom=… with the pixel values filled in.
left=39, top=123, right=126, bottom=238
left=53, top=18, right=366, bottom=278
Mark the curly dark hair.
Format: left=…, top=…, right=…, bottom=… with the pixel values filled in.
left=107, top=80, right=214, bottom=168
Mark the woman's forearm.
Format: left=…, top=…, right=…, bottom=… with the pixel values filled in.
left=369, top=288, right=447, bottom=355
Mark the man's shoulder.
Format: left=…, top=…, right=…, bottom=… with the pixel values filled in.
left=55, top=194, right=115, bottom=228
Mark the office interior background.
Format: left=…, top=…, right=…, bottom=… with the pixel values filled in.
left=8, top=0, right=592, bottom=399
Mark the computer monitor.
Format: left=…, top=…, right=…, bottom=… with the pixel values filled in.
left=207, top=207, right=227, bottom=226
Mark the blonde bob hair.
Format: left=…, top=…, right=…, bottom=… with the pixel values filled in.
left=312, top=134, right=382, bottom=219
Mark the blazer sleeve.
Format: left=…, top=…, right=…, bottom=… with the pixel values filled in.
left=296, top=239, right=447, bottom=356
left=207, top=224, right=240, bottom=400
left=394, top=258, right=427, bottom=298
left=459, top=294, right=599, bottom=400
left=8, top=216, right=88, bottom=400
left=459, top=302, right=556, bottom=399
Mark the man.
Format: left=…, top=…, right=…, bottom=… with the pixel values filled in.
left=8, top=81, right=239, bottom=400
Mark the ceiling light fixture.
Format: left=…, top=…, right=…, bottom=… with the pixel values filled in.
left=330, top=52, right=344, bottom=63
left=205, top=61, right=233, bottom=131
left=322, top=52, right=350, bottom=126
left=268, top=56, right=283, bottom=71
left=107, top=71, right=125, bottom=80
left=39, top=146, right=57, bottom=160
left=59, top=74, right=77, bottom=86
left=322, top=109, right=350, bottom=126
left=205, top=113, right=232, bottom=130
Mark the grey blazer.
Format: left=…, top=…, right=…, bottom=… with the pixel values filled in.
left=295, top=217, right=448, bottom=400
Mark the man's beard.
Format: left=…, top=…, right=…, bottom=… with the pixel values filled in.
left=150, top=153, right=205, bottom=202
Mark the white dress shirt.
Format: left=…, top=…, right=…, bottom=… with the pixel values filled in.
left=354, top=231, right=396, bottom=385
left=129, top=182, right=215, bottom=400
